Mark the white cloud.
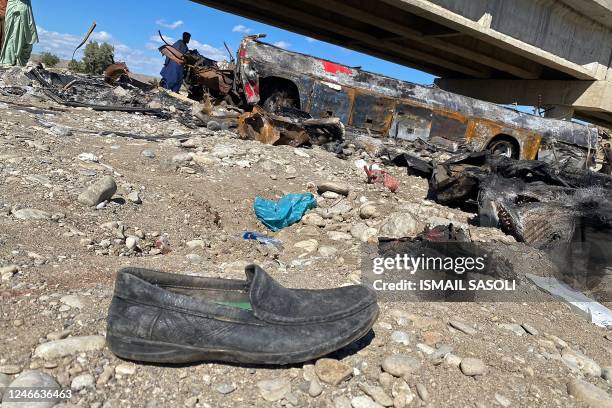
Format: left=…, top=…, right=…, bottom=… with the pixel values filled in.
left=305, top=37, right=316, bottom=43
left=34, top=26, right=164, bottom=76
left=189, top=39, right=227, bottom=61
left=232, top=24, right=252, bottom=34
left=273, top=41, right=291, bottom=49
left=155, top=19, right=184, bottom=30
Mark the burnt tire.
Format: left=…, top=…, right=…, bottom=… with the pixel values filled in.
left=262, top=90, right=298, bottom=113
left=487, top=137, right=519, bottom=159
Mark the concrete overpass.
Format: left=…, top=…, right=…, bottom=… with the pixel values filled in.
left=191, top=0, right=612, bottom=128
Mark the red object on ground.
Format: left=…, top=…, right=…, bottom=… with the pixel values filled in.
left=363, top=165, right=399, bottom=192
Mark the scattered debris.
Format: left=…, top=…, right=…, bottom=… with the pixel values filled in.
left=254, top=193, right=317, bottom=231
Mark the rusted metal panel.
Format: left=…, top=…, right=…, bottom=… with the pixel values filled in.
left=308, top=81, right=352, bottom=124
left=430, top=111, right=468, bottom=142
left=351, top=93, right=394, bottom=133
left=389, top=104, right=432, bottom=141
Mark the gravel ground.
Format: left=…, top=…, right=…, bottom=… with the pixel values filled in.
left=1, top=84, right=611, bottom=408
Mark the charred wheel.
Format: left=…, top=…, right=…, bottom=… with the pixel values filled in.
left=487, top=135, right=520, bottom=159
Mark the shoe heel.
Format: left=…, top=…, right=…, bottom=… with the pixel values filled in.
left=106, top=334, right=204, bottom=363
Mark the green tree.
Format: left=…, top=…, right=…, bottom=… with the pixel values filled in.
left=40, top=52, right=60, bottom=67
left=68, top=59, right=84, bottom=73
left=81, top=41, right=115, bottom=75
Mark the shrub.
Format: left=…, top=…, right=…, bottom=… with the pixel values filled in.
left=82, top=42, right=115, bottom=75
left=40, top=52, right=60, bottom=67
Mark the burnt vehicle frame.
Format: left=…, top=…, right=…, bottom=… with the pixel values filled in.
left=161, top=34, right=600, bottom=165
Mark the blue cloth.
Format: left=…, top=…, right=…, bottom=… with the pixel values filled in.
left=160, top=40, right=187, bottom=92
left=254, top=193, right=317, bottom=232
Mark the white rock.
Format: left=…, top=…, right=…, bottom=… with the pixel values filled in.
left=302, top=213, right=326, bottom=227
left=33, top=336, right=106, bottom=360
left=294, top=239, right=319, bottom=253
left=460, top=358, right=486, bottom=376
left=78, top=176, right=117, bottom=207
left=317, top=181, right=349, bottom=196
left=13, top=208, right=51, bottom=220
left=391, top=331, right=410, bottom=346
left=318, top=246, right=338, bottom=257
left=78, top=152, right=99, bottom=163
left=499, top=323, right=526, bottom=336
left=71, top=373, right=95, bottom=391
left=562, top=349, right=602, bottom=377
left=359, top=204, right=378, bottom=219
left=378, top=212, right=420, bottom=239
left=327, top=231, right=353, bottom=241
left=115, top=363, right=137, bottom=376
left=126, top=236, right=139, bottom=250
left=2, top=371, right=60, bottom=407
left=381, top=354, right=421, bottom=377
left=257, top=378, right=291, bottom=402
left=351, top=395, right=383, bottom=408
left=60, top=295, right=85, bottom=309
left=127, top=191, right=142, bottom=204
left=294, top=149, right=310, bottom=158
left=351, top=223, right=378, bottom=243
left=567, top=379, right=612, bottom=408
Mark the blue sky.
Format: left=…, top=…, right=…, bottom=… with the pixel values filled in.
left=31, top=0, right=435, bottom=84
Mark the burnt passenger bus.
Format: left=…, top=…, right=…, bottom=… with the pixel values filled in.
left=236, top=35, right=598, bottom=165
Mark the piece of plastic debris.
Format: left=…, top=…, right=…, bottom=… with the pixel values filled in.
left=364, top=164, right=399, bottom=192
left=254, top=193, right=317, bottom=231
left=527, top=274, right=612, bottom=327
left=242, top=232, right=283, bottom=249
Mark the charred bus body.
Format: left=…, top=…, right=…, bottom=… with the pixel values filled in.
left=237, top=36, right=599, bottom=168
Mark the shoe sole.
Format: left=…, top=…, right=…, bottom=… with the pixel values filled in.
left=107, top=308, right=378, bottom=365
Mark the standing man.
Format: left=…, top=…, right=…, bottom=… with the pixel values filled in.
left=0, top=0, right=38, bottom=66
left=160, top=31, right=191, bottom=93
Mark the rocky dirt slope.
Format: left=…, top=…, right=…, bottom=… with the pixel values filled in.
left=1, top=81, right=611, bottom=407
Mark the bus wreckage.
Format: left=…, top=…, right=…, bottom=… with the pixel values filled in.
left=158, top=34, right=609, bottom=173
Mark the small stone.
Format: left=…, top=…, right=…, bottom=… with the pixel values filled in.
left=334, top=396, right=352, bottom=408
left=186, top=239, right=205, bottom=249
left=184, top=396, right=198, bottom=407
left=358, top=383, right=393, bottom=406
left=561, top=349, right=601, bottom=377
left=422, top=330, right=443, bottom=346
left=125, top=236, right=139, bottom=250
left=322, top=191, right=341, bottom=199
left=449, top=320, right=477, bottom=335
left=60, top=295, right=85, bottom=309
left=127, top=191, right=142, bottom=204
left=78, top=152, right=99, bottom=162
left=317, top=181, right=349, bottom=196
left=327, top=231, right=353, bottom=241
left=567, top=379, right=612, bottom=407
left=97, top=365, right=114, bottom=385
left=71, top=373, right=95, bottom=391
left=115, top=363, right=136, bottom=376
left=294, top=239, right=319, bottom=253
left=257, top=377, right=291, bottom=402
left=13, top=208, right=51, bottom=220
left=315, top=358, right=353, bottom=385
left=377, top=212, right=420, bottom=240
left=78, top=176, right=117, bottom=207
left=2, top=370, right=61, bottom=407
left=351, top=395, right=382, bottom=408
left=460, top=358, right=486, bottom=376
left=33, top=335, right=106, bottom=359
left=216, top=383, right=236, bottom=394
left=318, top=246, right=338, bottom=257
left=390, top=331, right=410, bottom=346
left=0, top=265, right=18, bottom=280
left=141, top=149, right=156, bottom=158
left=294, top=149, right=310, bottom=158
left=381, top=354, right=421, bottom=377
left=172, top=152, right=192, bottom=163
left=499, top=323, right=526, bottom=336
left=0, top=365, right=21, bottom=375
left=494, top=394, right=511, bottom=407
left=302, top=213, right=326, bottom=227
left=416, top=384, right=429, bottom=401
left=350, top=223, right=378, bottom=243
left=444, top=353, right=462, bottom=367
left=308, top=379, right=323, bottom=397
left=359, top=204, right=378, bottom=219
